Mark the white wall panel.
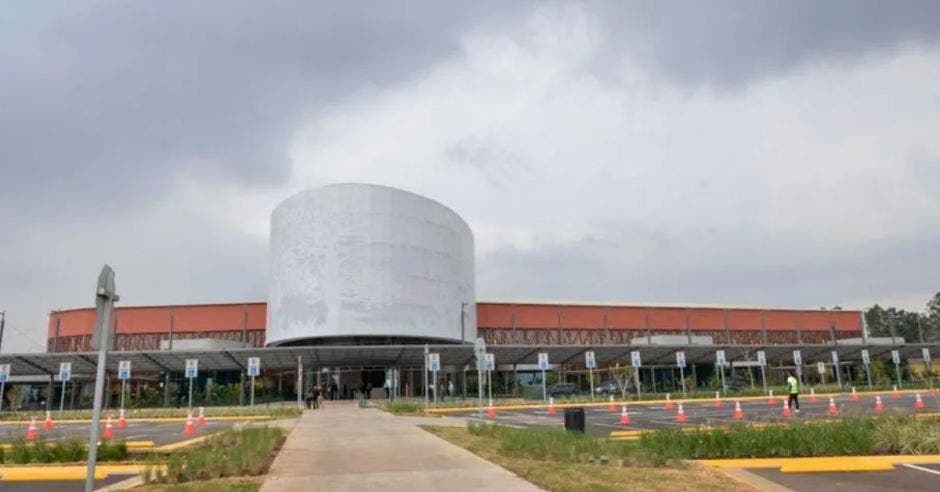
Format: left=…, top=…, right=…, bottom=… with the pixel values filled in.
left=266, top=184, right=476, bottom=345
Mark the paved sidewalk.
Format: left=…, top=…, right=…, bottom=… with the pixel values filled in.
left=261, top=402, right=541, bottom=491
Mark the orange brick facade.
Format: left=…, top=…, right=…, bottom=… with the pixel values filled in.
left=46, top=301, right=863, bottom=353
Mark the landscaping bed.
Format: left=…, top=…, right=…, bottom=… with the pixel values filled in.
left=423, top=424, right=744, bottom=492
left=0, top=438, right=128, bottom=464
left=140, top=426, right=286, bottom=485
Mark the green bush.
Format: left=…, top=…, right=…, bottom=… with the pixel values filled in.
left=638, top=419, right=878, bottom=459
left=0, top=438, right=127, bottom=464
left=873, top=417, right=940, bottom=454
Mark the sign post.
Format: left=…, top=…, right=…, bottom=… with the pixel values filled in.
left=891, top=350, right=902, bottom=388
left=474, top=338, right=486, bottom=419
left=757, top=350, right=768, bottom=395
left=861, top=349, right=873, bottom=389
left=247, top=357, right=260, bottom=407
left=485, top=353, right=495, bottom=405
left=585, top=351, right=596, bottom=400
left=716, top=350, right=727, bottom=395
left=118, top=360, right=131, bottom=412
left=817, top=362, right=826, bottom=385
left=793, top=350, right=804, bottom=387
left=0, top=364, right=10, bottom=412
left=423, top=344, right=429, bottom=411
left=185, top=359, right=199, bottom=409
left=923, top=348, right=933, bottom=391
left=831, top=351, right=842, bottom=389
left=59, top=362, right=71, bottom=412
left=429, top=353, right=441, bottom=405
left=538, top=353, right=549, bottom=402
left=676, top=351, right=687, bottom=397
left=85, top=265, right=119, bottom=492
left=630, top=351, right=642, bottom=400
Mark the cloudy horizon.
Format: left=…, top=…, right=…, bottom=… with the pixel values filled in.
left=2, top=1, right=939, bottom=353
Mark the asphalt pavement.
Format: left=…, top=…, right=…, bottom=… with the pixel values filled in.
left=0, top=418, right=237, bottom=446
left=452, top=391, right=940, bottom=436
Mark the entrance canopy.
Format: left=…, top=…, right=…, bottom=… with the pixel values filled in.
left=2, top=343, right=937, bottom=377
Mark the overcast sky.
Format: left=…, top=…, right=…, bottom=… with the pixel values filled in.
left=2, top=1, right=940, bottom=353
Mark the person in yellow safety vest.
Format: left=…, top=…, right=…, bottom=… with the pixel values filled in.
left=786, top=372, right=800, bottom=413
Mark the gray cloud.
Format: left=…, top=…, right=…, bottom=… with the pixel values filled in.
left=592, top=0, right=940, bottom=89
left=2, top=1, right=939, bottom=352
left=0, top=1, right=526, bottom=222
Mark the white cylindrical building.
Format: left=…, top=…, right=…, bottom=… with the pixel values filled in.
left=266, top=183, right=476, bottom=346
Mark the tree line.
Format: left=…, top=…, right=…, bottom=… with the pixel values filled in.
left=862, top=292, right=940, bottom=343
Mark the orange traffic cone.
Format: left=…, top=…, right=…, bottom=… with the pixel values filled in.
left=733, top=401, right=744, bottom=420
left=781, top=399, right=792, bottom=418
left=665, top=393, right=674, bottom=411
left=487, top=399, right=496, bottom=419
left=915, top=393, right=925, bottom=410
left=851, top=387, right=859, bottom=402
left=768, top=390, right=776, bottom=406
left=547, top=397, right=557, bottom=416
left=183, top=410, right=196, bottom=436
left=619, top=405, right=631, bottom=425
left=43, top=411, right=54, bottom=430
left=676, top=403, right=687, bottom=423
left=608, top=395, right=616, bottom=413
left=874, top=395, right=884, bottom=413
left=714, top=391, right=722, bottom=408
left=828, top=397, right=839, bottom=416
left=118, top=408, right=127, bottom=429
left=26, top=417, right=38, bottom=441
left=808, top=388, right=817, bottom=403
left=102, top=412, right=115, bottom=440
left=197, top=406, right=207, bottom=426
left=892, top=385, right=901, bottom=399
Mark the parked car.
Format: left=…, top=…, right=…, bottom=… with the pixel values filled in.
left=594, top=379, right=629, bottom=395
left=546, top=383, right=579, bottom=397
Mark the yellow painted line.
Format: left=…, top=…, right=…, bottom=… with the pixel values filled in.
left=0, top=464, right=143, bottom=482
left=0, top=415, right=273, bottom=425
left=700, top=455, right=940, bottom=473
left=153, top=433, right=214, bottom=452
left=428, top=389, right=939, bottom=414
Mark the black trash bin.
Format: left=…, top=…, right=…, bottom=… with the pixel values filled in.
left=563, top=407, right=585, bottom=432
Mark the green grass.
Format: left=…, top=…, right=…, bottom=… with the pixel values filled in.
left=381, top=400, right=431, bottom=415
left=141, top=426, right=286, bottom=484
left=466, top=423, right=662, bottom=466
left=637, top=417, right=940, bottom=459
left=0, top=405, right=302, bottom=422
left=0, top=438, right=128, bottom=464
left=133, top=477, right=261, bottom=492
left=425, top=425, right=746, bottom=492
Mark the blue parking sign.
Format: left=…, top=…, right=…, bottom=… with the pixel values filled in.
left=118, top=360, right=131, bottom=380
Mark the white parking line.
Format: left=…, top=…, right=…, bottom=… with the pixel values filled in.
left=903, top=464, right=940, bottom=476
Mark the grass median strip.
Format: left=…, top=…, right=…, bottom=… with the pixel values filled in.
left=423, top=424, right=746, bottom=491
left=141, top=426, right=286, bottom=485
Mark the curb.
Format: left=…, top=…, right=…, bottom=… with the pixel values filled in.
left=699, top=455, right=940, bottom=473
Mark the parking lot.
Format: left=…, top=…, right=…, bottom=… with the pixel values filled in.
left=0, top=416, right=246, bottom=447
left=449, top=391, right=940, bottom=436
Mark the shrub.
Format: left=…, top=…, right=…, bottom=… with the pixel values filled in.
left=145, top=426, right=286, bottom=484
left=873, top=417, right=940, bottom=454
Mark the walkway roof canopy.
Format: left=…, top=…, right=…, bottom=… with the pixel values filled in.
left=1, top=343, right=937, bottom=377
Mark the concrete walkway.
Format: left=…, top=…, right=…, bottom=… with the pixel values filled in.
left=261, top=402, right=541, bottom=491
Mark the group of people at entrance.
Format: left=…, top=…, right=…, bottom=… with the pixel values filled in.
left=305, top=387, right=328, bottom=409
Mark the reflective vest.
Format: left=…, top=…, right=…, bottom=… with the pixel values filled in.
left=787, top=376, right=799, bottom=394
